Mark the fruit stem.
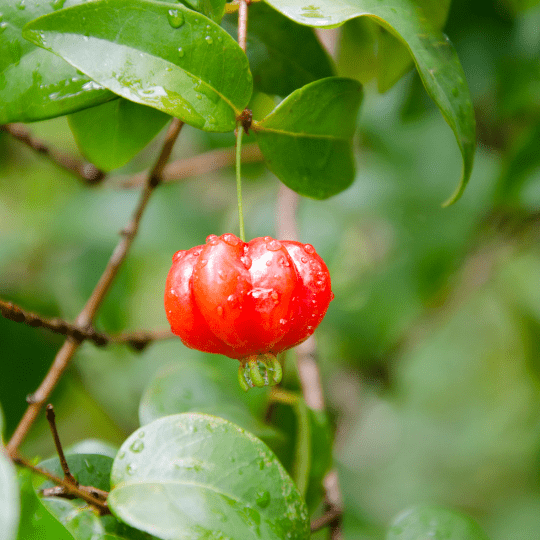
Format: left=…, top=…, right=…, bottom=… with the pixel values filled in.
left=235, top=123, right=246, bottom=242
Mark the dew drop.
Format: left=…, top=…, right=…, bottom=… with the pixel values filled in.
left=227, top=294, right=237, bottom=306
left=303, top=244, right=315, bottom=254
left=316, top=280, right=324, bottom=288
left=256, top=490, right=271, bottom=508
left=118, top=452, right=126, bottom=460
left=130, top=439, right=144, bottom=453
left=167, top=9, right=185, bottom=28
left=0, top=22, right=7, bottom=33
left=263, top=236, right=272, bottom=242
left=196, top=93, right=202, bottom=100
left=271, top=291, right=279, bottom=301
left=126, top=463, right=138, bottom=475
left=218, top=36, right=223, bottom=42
left=178, top=47, right=185, bottom=58
left=222, top=233, right=240, bottom=246
left=206, top=234, right=218, bottom=243
left=206, top=24, right=211, bottom=29
left=241, top=255, right=252, bottom=269
left=266, top=239, right=281, bottom=251
left=173, top=250, right=186, bottom=262
left=217, top=306, right=224, bottom=316
left=205, top=35, right=213, bottom=44
left=16, top=0, right=25, bottom=10
left=265, top=260, right=272, bottom=266
left=84, top=459, right=94, bottom=473
left=300, top=256, right=308, bottom=263
left=51, top=0, right=66, bottom=10
left=199, top=259, right=208, bottom=267
left=279, top=318, right=288, bottom=326
left=218, top=270, right=225, bottom=280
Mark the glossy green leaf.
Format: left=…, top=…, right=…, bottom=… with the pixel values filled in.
left=0, top=0, right=114, bottom=123
left=222, top=2, right=334, bottom=97
left=68, top=99, right=170, bottom=171
left=139, top=362, right=281, bottom=443
left=179, top=0, right=227, bottom=22
left=0, top=450, right=19, bottom=540
left=65, top=439, right=119, bottom=459
left=109, top=414, right=310, bottom=540
left=23, top=0, right=253, bottom=132
left=17, top=469, right=75, bottom=540
left=254, top=77, right=362, bottom=199
left=386, top=505, right=490, bottom=540
left=262, top=0, right=476, bottom=205
left=35, top=454, right=159, bottom=540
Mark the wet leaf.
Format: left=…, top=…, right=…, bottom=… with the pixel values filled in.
left=263, top=0, right=476, bottom=205
left=0, top=0, right=114, bottom=124
left=109, top=413, right=310, bottom=540
left=23, top=0, right=252, bottom=132
left=254, top=77, right=362, bottom=199
left=0, top=450, right=19, bottom=540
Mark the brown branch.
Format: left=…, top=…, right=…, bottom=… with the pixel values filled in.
left=45, top=404, right=77, bottom=486
left=0, top=297, right=174, bottom=350
left=0, top=298, right=108, bottom=346
left=118, top=143, right=262, bottom=189
left=12, top=454, right=110, bottom=515
left=238, top=0, right=250, bottom=52
left=276, top=185, right=344, bottom=537
left=1, top=123, right=106, bottom=185
left=6, top=119, right=184, bottom=456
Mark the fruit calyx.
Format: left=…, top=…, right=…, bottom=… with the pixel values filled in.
left=238, top=353, right=282, bottom=391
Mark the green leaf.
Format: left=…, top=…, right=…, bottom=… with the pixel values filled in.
left=17, top=469, right=75, bottom=540
left=139, top=362, right=281, bottom=444
left=262, top=0, right=476, bottom=205
left=0, top=450, right=19, bottom=540
left=23, top=0, right=253, bottom=132
left=68, top=99, right=170, bottom=171
left=109, top=413, right=310, bottom=540
left=179, top=0, right=227, bottom=23
left=0, top=0, right=114, bottom=123
left=35, top=454, right=158, bottom=540
left=386, top=505, right=490, bottom=540
left=222, top=2, right=334, bottom=97
left=254, top=77, right=362, bottom=199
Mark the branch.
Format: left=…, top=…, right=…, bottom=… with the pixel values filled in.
left=6, top=119, right=184, bottom=456
left=1, top=123, right=106, bottom=185
left=12, top=454, right=110, bottom=515
left=118, top=143, right=262, bottom=188
left=238, top=0, right=250, bottom=52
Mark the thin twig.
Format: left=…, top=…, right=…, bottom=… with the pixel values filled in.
left=1, top=124, right=106, bottom=185
left=276, top=185, right=344, bottom=537
left=0, top=298, right=108, bottom=346
left=45, top=404, right=77, bottom=486
left=6, top=119, right=184, bottom=456
left=0, top=297, right=173, bottom=349
left=118, top=143, right=262, bottom=189
left=238, top=0, right=250, bottom=52
left=12, top=454, right=110, bottom=515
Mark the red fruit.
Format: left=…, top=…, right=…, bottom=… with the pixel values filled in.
left=164, top=233, right=333, bottom=389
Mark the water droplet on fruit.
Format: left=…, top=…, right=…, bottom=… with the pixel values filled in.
left=266, top=239, right=281, bottom=251
left=206, top=234, right=218, bottom=243
left=178, top=47, right=185, bottom=57
left=265, top=260, right=272, bottom=266
left=278, top=256, right=290, bottom=266
left=330, top=292, right=335, bottom=300
left=271, top=291, right=279, bottom=301
left=173, top=250, right=186, bottom=262
left=256, top=490, right=271, bottom=508
left=227, top=294, right=237, bottom=306
left=205, top=35, right=213, bottom=44
left=218, top=270, right=225, bottom=280
left=279, top=318, right=287, bottom=325
left=167, top=9, right=184, bottom=28
left=199, top=259, right=207, bottom=267
left=301, top=256, right=308, bottom=263
left=303, top=244, right=315, bottom=254
left=222, top=233, right=240, bottom=246
left=240, top=256, right=252, bottom=269
left=126, top=463, right=137, bottom=475
left=130, top=439, right=144, bottom=453
left=263, top=236, right=272, bottom=242
left=316, top=280, right=325, bottom=288
left=217, top=306, right=224, bottom=316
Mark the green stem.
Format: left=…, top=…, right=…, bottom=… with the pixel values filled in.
left=235, top=124, right=246, bottom=242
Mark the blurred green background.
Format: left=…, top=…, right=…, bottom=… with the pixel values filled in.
left=2, top=0, right=540, bottom=538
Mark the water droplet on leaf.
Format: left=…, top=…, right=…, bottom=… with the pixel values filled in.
left=205, top=36, right=213, bottom=44
left=130, top=439, right=144, bottom=453
left=178, top=47, right=185, bottom=58
left=256, top=490, right=271, bottom=508
left=126, top=463, right=137, bottom=475
left=167, top=9, right=185, bottom=28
